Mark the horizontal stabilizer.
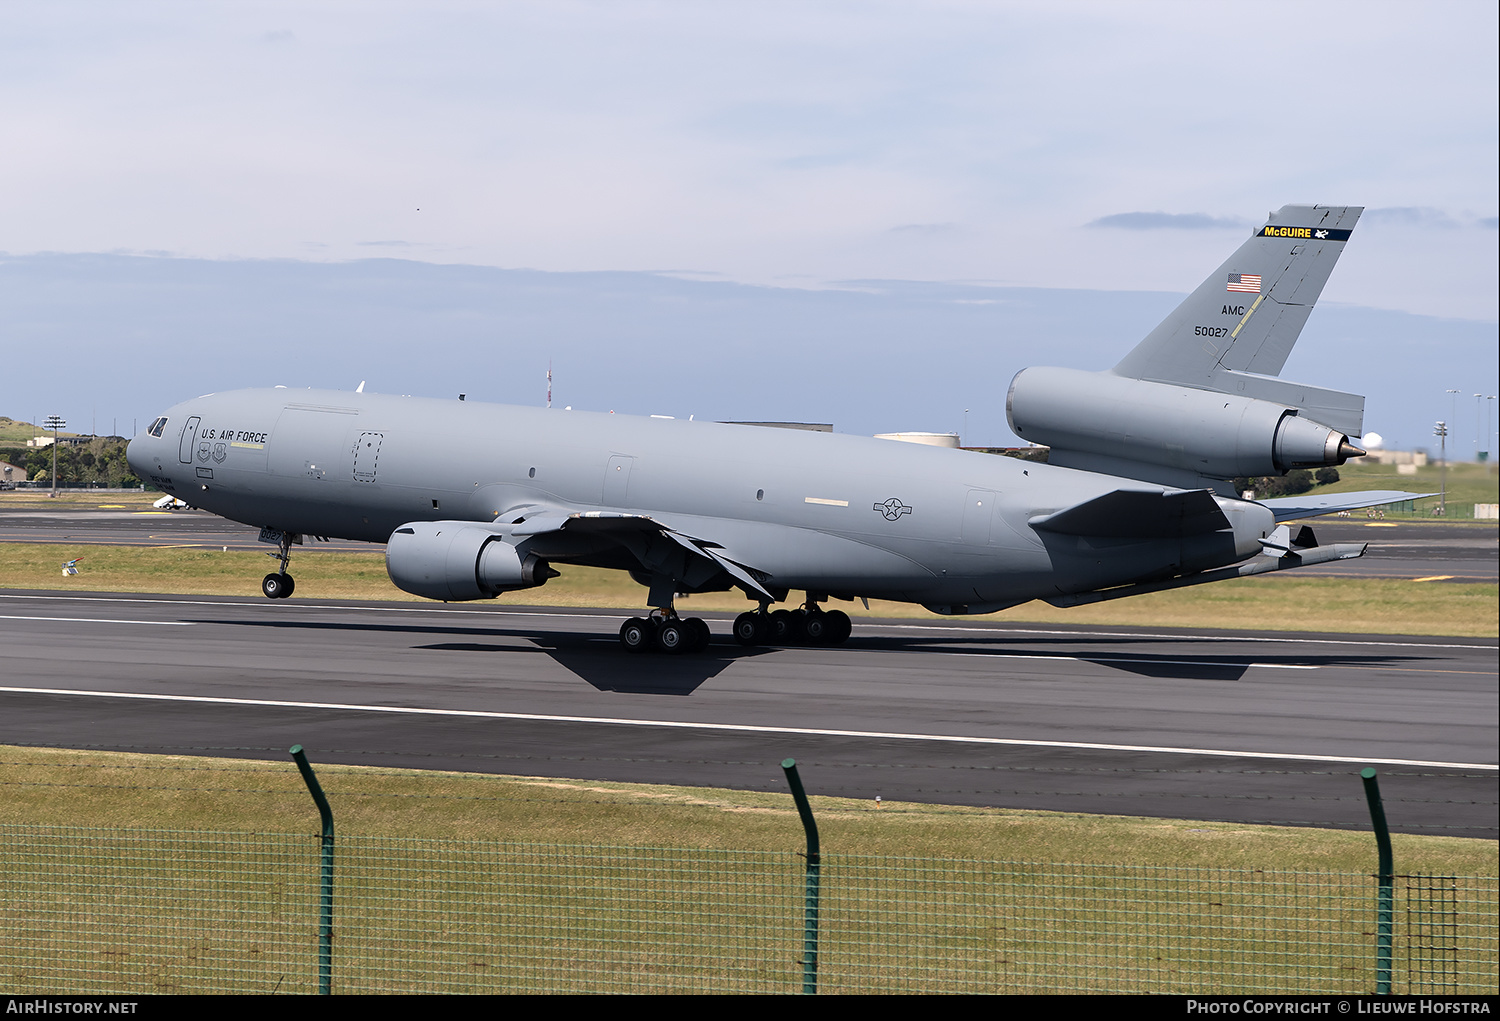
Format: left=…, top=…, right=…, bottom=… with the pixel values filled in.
left=1030, top=488, right=1228, bottom=538
left=1045, top=536, right=1366, bottom=607
left=1211, top=371, right=1365, bottom=438
left=1258, top=490, right=1435, bottom=523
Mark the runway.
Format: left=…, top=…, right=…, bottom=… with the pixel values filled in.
left=2, top=508, right=1493, bottom=580
left=2, top=590, right=1494, bottom=837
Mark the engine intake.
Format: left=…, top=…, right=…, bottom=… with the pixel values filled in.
left=1006, top=366, right=1361, bottom=479
left=385, top=520, right=555, bottom=601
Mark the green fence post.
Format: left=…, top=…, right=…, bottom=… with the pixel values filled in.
left=291, top=745, right=334, bottom=995
left=1361, top=767, right=1394, bottom=995
left=781, top=758, right=820, bottom=995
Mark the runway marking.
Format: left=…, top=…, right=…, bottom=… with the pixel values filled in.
left=1411, top=575, right=1456, bottom=582
left=0, top=615, right=193, bottom=626
left=1, top=686, right=1492, bottom=771
left=0, top=594, right=1493, bottom=651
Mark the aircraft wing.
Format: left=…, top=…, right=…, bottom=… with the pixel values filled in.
left=1257, top=490, right=1435, bottom=523
left=513, top=508, right=777, bottom=600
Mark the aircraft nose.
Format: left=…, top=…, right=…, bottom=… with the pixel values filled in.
left=125, top=434, right=147, bottom=476
left=126, top=419, right=162, bottom=477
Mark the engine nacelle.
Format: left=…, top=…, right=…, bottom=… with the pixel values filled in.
left=385, top=521, right=555, bottom=601
left=1006, top=366, right=1359, bottom=478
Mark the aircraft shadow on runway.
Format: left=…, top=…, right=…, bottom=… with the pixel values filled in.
left=198, top=617, right=1429, bottom=686
left=416, top=638, right=774, bottom=694
left=850, top=634, right=1430, bottom=680
left=194, top=617, right=772, bottom=694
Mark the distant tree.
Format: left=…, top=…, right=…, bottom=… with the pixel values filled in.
left=1315, top=467, right=1340, bottom=485
left=1232, top=470, right=1317, bottom=498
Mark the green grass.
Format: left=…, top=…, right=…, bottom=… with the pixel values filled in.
left=0, top=490, right=158, bottom=508
left=1, top=745, right=1491, bottom=874
left=1327, top=460, right=1499, bottom=519
left=3, top=540, right=1494, bottom=636
left=2, top=746, right=1493, bottom=995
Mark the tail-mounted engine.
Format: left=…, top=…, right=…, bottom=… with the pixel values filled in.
left=385, top=520, right=556, bottom=601
left=1006, top=367, right=1363, bottom=480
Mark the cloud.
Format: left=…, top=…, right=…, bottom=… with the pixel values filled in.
left=1086, top=212, right=1247, bottom=231
left=888, top=223, right=959, bottom=235
left=260, top=30, right=294, bottom=44
left=357, top=240, right=416, bottom=248
left=1480, top=217, right=1499, bottom=230
left=1363, top=207, right=1461, bottom=228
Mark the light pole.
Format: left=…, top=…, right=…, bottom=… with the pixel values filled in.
left=1483, top=395, right=1498, bottom=471
left=1434, top=420, right=1448, bottom=516
left=1476, top=394, right=1484, bottom=462
left=44, top=415, right=65, bottom=498
left=1445, top=389, right=1461, bottom=459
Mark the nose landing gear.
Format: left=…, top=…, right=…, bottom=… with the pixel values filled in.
left=260, top=528, right=298, bottom=599
left=261, top=572, right=295, bottom=599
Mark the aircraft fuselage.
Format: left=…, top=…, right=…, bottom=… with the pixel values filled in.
left=126, top=387, right=1272, bottom=613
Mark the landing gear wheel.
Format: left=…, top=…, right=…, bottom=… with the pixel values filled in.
left=802, top=609, right=829, bottom=644
left=733, top=611, right=766, bottom=647
left=788, top=608, right=814, bottom=644
left=685, top=617, right=712, bottom=652
left=655, top=619, right=688, bottom=655
left=768, top=609, right=794, bottom=644
left=824, top=609, right=852, bottom=644
left=261, top=573, right=293, bottom=599
left=619, top=617, right=653, bottom=653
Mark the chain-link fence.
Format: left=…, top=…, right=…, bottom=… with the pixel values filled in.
left=2, top=825, right=1494, bottom=994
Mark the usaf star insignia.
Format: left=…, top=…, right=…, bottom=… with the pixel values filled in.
left=874, top=497, right=913, bottom=521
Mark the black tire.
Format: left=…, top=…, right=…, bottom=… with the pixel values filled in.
left=281, top=574, right=296, bottom=598
left=824, top=609, right=852, bottom=644
left=733, top=612, right=762, bottom=647
left=262, top=573, right=288, bottom=599
left=655, top=620, right=687, bottom=655
left=787, top=608, right=811, bottom=644
left=768, top=609, right=794, bottom=644
left=619, top=617, right=652, bottom=653
left=802, top=609, right=829, bottom=644
left=686, top=617, right=711, bottom=652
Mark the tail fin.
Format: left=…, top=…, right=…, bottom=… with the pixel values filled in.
left=1113, top=204, right=1362, bottom=390
left=1007, top=204, right=1369, bottom=492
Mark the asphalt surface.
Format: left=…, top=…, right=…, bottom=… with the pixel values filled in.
left=2, top=590, right=1493, bottom=837
left=2, top=508, right=1494, bottom=580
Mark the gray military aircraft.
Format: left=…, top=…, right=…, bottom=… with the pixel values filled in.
left=127, top=204, right=1426, bottom=653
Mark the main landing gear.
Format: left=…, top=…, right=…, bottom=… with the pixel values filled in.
left=261, top=530, right=296, bottom=599
left=731, top=602, right=852, bottom=648
left=619, top=610, right=713, bottom=654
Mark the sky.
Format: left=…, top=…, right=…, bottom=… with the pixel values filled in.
left=2, top=1, right=1497, bottom=450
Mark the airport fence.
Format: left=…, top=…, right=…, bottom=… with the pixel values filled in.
left=2, top=824, right=1496, bottom=995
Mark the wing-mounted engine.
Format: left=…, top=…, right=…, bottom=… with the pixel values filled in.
left=1006, top=367, right=1365, bottom=486
left=385, top=520, right=557, bottom=601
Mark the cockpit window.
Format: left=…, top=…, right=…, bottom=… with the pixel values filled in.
left=147, top=417, right=168, bottom=438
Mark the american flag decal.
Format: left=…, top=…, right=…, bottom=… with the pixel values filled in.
left=1227, top=273, right=1262, bottom=293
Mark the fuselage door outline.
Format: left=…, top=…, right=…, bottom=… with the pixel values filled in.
left=177, top=417, right=201, bottom=465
